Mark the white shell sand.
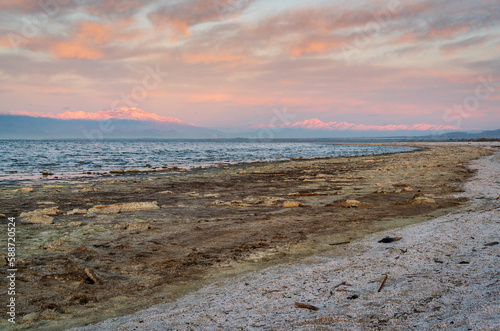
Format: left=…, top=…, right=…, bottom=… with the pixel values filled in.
left=74, top=145, right=500, bottom=330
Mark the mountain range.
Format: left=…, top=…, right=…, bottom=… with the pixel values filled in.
left=0, top=108, right=498, bottom=140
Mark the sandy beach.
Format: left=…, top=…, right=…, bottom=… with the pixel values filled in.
left=1, top=143, right=498, bottom=330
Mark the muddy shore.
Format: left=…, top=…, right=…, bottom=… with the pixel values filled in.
left=0, top=144, right=492, bottom=330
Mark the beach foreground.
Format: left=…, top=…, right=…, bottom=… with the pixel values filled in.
left=72, top=143, right=500, bottom=330
left=0, top=143, right=497, bottom=330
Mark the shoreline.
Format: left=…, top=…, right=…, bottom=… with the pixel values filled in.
left=72, top=143, right=500, bottom=330
left=0, top=144, right=417, bottom=186
left=0, top=143, right=495, bottom=330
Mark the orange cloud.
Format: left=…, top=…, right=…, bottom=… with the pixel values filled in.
left=50, top=41, right=104, bottom=60
left=183, top=51, right=246, bottom=63
left=288, top=39, right=341, bottom=57
left=45, top=19, right=137, bottom=59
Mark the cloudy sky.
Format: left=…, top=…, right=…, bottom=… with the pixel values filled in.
left=0, top=0, right=499, bottom=131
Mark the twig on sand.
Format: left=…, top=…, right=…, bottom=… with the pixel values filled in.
left=378, top=274, right=388, bottom=292
left=295, top=302, right=319, bottom=311
left=329, top=241, right=351, bottom=246
left=481, top=206, right=500, bottom=213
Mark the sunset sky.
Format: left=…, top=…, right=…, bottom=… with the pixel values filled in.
left=0, top=0, right=499, bottom=132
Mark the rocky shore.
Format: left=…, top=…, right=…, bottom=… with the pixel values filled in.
left=75, top=143, right=499, bottom=330
left=0, top=143, right=495, bottom=330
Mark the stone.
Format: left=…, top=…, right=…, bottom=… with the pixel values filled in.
left=159, top=190, right=173, bottom=194
left=69, top=221, right=83, bottom=226
left=341, top=200, right=362, bottom=208
left=22, top=312, right=40, bottom=323
left=37, top=201, right=56, bottom=205
left=376, top=189, right=391, bottom=194
left=38, top=207, right=62, bottom=216
left=126, top=222, right=152, bottom=230
left=283, top=201, right=305, bottom=208
left=0, top=214, right=6, bottom=219
left=204, top=193, right=220, bottom=198
left=67, top=209, right=87, bottom=215
left=20, top=187, right=34, bottom=193
left=80, top=187, right=95, bottom=193
left=110, top=169, right=125, bottom=174
left=211, top=200, right=231, bottom=206
left=41, top=171, right=54, bottom=176
left=409, top=197, right=436, bottom=205
left=22, top=214, right=54, bottom=224
left=87, top=201, right=159, bottom=215
left=414, top=193, right=435, bottom=198
left=84, top=267, right=102, bottom=284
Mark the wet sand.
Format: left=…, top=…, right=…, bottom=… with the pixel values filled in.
left=0, top=144, right=493, bottom=330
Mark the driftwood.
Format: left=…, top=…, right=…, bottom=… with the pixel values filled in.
left=378, top=275, right=388, bottom=292
left=329, top=241, right=351, bottom=246
left=378, top=237, right=402, bottom=243
left=295, top=302, right=319, bottom=311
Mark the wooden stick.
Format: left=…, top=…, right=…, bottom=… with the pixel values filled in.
left=378, top=275, right=388, bottom=292
left=295, top=302, right=319, bottom=311
left=329, top=241, right=351, bottom=246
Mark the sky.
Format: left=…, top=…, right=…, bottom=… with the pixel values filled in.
left=0, top=0, right=499, bottom=132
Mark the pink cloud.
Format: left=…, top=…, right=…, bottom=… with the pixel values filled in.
left=256, top=118, right=457, bottom=131
left=5, top=108, right=186, bottom=124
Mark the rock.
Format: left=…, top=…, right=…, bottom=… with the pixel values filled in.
left=409, top=197, right=436, bottom=205
left=238, top=171, right=248, bottom=175
left=22, top=214, right=54, bottom=224
left=37, top=201, right=56, bottom=205
left=87, top=201, right=159, bottom=215
left=84, top=267, right=102, bottom=284
left=0, top=214, right=6, bottom=219
left=22, top=312, right=40, bottom=323
left=187, top=192, right=200, bottom=197
left=126, top=222, right=152, bottom=230
left=341, top=200, right=362, bottom=208
left=414, top=193, right=435, bottom=198
left=211, top=200, right=231, bottom=206
left=80, top=187, right=95, bottom=193
left=38, top=207, right=62, bottom=216
left=69, top=221, right=83, bottom=226
left=20, top=207, right=62, bottom=223
left=20, top=187, right=34, bottom=193
left=283, top=201, right=305, bottom=208
left=376, top=189, right=391, bottom=194
left=110, top=169, right=125, bottom=174
left=67, top=209, right=87, bottom=215
left=159, top=190, right=173, bottom=194
left=204, top=193, right=220, bottom=198
left=41, top=171, right=54, bottom=176
left=127, top=169, right=140, bottom=173
left=403, top=186, right=413, bottom=192
left=409, top=193, right=436, bottom=204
